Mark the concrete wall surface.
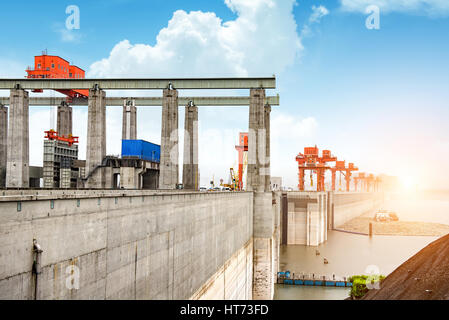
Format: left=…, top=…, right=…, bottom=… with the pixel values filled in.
left=332, top=192, right=383, bottom=227
left=284, top=192, right=327, bottom=246
left=252, top=192, right=279, bottom=299
left=190, top=240, right=253, bottom=300
left=0, top=190, right=253, bottom=300
left=282, top=191, right=382, bottom=246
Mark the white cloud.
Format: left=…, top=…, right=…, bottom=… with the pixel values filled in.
left=340, top=0, right=449, bottom=16
left=59, top=28, right=82, bottom=43
left=301, top=5, right=330, bottom=38
left=88, top=0, right=301, bottom=77
left=52, top=23, right=82, bottom=43
left=309, top=5, right=330, bottom=23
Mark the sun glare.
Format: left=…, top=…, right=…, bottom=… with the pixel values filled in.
left=400, top=176, right=417, bottom=191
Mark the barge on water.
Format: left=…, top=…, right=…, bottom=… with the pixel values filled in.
left=277, top=271, right=353, bottom=288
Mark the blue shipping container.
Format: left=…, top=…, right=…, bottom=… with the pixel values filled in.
left=122, top=140, right=160, bottom=163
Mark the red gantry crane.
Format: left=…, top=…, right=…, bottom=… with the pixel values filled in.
left=354, top=172, right=365, bottom=192
left=330, top=161, right=358, bottom=192
left=366, top=173, right=376, bottom=192
left=354, top=173, right=381, bottom=192
left=26, top=51, right=85, bottom=144
left=295, top=146, right=337, bottom=192
left=26, top=51, right=89, bottom=101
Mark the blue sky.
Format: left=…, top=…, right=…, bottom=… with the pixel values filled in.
left=1, top=0, right=448, bottom=189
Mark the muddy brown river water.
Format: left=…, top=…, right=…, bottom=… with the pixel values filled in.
left=274, top=193, right=449, bottom=300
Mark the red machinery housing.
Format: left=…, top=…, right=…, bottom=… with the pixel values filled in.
left=235, top=132, right=248, bottom=190
left=296, top=146, right=336, bottom=192
left=26, top=52, right=89, bottom=99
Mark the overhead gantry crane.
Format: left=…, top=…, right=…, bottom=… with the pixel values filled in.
left=330, top=161, right=358, bottom=192
left=295, top=146, right=336, bottom=192
left=354, top=172, right=365, bottom=192
left=354, top=172, right=380, bottom=192
left=366, top=173, right=376, bottom=192
left=26, top=51, right=88, bottom=100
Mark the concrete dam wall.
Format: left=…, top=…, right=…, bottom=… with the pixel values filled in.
left=281, top=191, right=383, bottom=246
left=331, top=192, right=383, bottom=228
left=282, top=192, right=328, bottom=246
left=0, top=190, right=256, bottom=300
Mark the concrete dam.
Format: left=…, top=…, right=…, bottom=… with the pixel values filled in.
left=0, top=189, right=382, bottom=300
left=0, top=76, right=383, bottom=300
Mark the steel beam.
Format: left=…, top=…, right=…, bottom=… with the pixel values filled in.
left=0, top=95, right=280, bottom=106
left=0, top=77, right=276, bottom=90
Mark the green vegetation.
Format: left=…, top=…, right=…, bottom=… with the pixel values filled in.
left=348, top=275, right=386, bottom=299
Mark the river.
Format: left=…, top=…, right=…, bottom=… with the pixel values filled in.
left=274, top=192, right=449, bottom=300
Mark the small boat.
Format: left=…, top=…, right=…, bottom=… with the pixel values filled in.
left=323, top=258, right=329, bottom=264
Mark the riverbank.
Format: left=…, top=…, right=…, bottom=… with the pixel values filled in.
left=363, top=233, right=449, bottom=300
left=337, top=214, right=449, bottom=236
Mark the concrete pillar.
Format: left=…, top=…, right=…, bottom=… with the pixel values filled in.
left=0, top=105, right=7, bottom=187
left=182, top=103, right=198, bottom=190
left=247, top=89, right=269, bottom=192
left=85, top=88, right=106, bottom=188
left=264, top=104, right=271, bottom=191
left=120, top=167, right=139, bottom=189
left=57, top=102, right=72, bottom=137
left=248, top=89, right=275, bottom=299
left=159, top=88, right=179, bottom=189
left=6, top=89, right=29, bottom=188
left=122, top=99, right=137, bottom=140
left=252, top=192, right=275, bottom=300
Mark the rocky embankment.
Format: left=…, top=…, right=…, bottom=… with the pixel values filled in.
left=362, top=233, right=449, bottom=300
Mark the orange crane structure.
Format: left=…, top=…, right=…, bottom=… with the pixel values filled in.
left=235, top=132, right=248, bottom=191
left=330, top=161, right=358, bottom=192
left=354, top=172, right=379, bottom=192
left=26, top=51, right=89, bottom=100
left=354, top=172, right=365, bottom=192
left=366, top=173, right=376, bottom=192
left=44, top=130, right=79, bottom=147
left=295, top=146, right=337, bottom=192
left=26, top=52, right=85, bottom=144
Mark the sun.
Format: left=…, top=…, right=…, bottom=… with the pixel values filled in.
left=400, top=176, right=416, bottom=191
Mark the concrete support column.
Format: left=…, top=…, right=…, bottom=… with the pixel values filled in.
left=264, top=104, right=271, bottom=191
left=0, top=105, right=7, bottom=187
left=122, top=99, right=137, bottom=140
left=182, top=103, right=198, bottom=190
left=247, top=89, right=270, bottom=192
left=248, top=88, right=275, bottom=299
left=252, top=192, right=275, bottom=300
left=85, top=88, right=106, bottom=188
left=57, top=102, right=72, bottom=137
left=6, top=89, right=29, bottom=188
left=159, top=88, right=179, bottom=189
left=119, top=167, right=142, bottom=189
